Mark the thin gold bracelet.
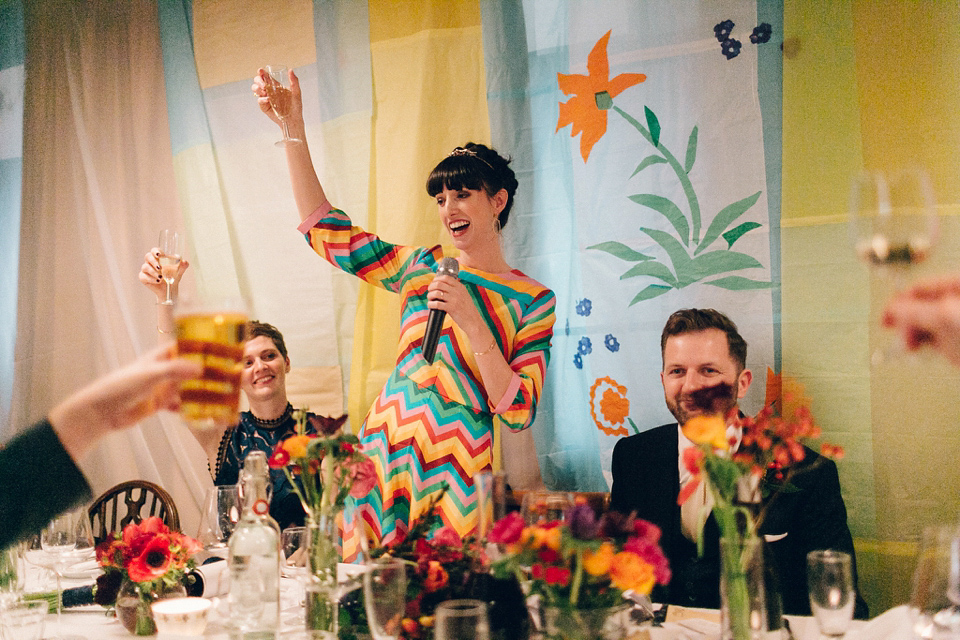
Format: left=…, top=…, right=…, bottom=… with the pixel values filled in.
left=474, top=339, right=498, bottom=357
left=158, top=327, right=172, bottom=335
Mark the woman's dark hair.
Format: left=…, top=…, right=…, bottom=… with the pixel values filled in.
left=425, top=142, right=519, bottom=229
left=248, top=320, right=289, bottom=361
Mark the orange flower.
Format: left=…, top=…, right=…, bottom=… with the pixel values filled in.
left=424, top=560, right=448, bottom=592
left=582, top=542, right=615, bottom=576
left=281, top=434, right=312, bottom=459
left=682, top=414, right=729, bottom=451
left=609, top=551, right=655, bottom=594
left=557, top=31, right=646, bottom=162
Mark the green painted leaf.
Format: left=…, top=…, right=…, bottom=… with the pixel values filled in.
left=586, top=241, right=653, bottom=262
left=688, top=250, right=764, bottom=280
left=640, top=228, right=692, bottom=283
left=695, top=191, right=762, bottom=255
left=620, top=260, right=678, bottom=287
left=631, top=155, right=668, bottom=177
left=645, top=106, right=661, bottom=147
left=722, top=221, right=762, bottom=248
left=684, top=125, right=698, bottom=173
left=629, top=195, right=690, bottom=245
left=628, top=417, right=640, bottom=435
left=703, top=276, right=779, bottom=290
left=629, top=284, right=672, bottom=305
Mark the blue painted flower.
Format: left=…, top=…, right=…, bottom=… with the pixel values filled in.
left=575, top=298, right=592, bottom=317
left=578, top=336, right=592, bottom=355
left=573, top=353, right=583, bottom=369
left=605, top=334, right=620, bottom=353
left=750, top=23, right=772, bottom=44
left=721, top=38, right=742, bottom=60
left=714, top=19, right=735, bottom=42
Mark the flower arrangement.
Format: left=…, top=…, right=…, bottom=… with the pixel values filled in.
left=267, top=408, right=375, bottom=518
left=94, top=517, right=201, bottom=634
left=488, top=506, right=670, bottom=613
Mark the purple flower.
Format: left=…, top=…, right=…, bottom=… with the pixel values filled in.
left=576, top=298, right=592, bottom=317
left=577, top=336, right=592, bottom=355
left=604, top=334, right=620, bottom=352
left=573, top=353, right=583, bottom=369
left=714, top=19, right=735, bottom=42
left=308, top=413, right=349, bottom=436
left=720, top=38, right=742, bottom=60
left=750, top=23, right=772, bottom=44
left=568, top=504, right=600, bottom=540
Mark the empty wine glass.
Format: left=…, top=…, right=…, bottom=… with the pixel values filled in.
left=807, top=550, right=855, bottom=638
left=157, top=229, right=182, bottom=306
left=434, top=599, right=491, bottom=640
left=363, top=557, right=407, bottom=640
left=264, top=65, right=301, bottom=147
left=42, top=510, right=91, bottom=640
left=197, top=485, right=242, bottom=556
left=849, top=167, right=938, bottom=366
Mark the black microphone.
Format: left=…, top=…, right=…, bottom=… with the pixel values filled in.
left=423, top=257, right=459, bottom=364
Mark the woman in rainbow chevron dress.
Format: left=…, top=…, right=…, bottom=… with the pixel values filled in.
left=253, top=69, right=556, bottom=559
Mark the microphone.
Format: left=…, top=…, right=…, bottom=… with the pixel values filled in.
left=423, top=257, right=459, bottom=364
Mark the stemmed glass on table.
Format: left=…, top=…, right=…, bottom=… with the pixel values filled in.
left=848, top=167, right=938, bottom=366
left=434, top=599, right=491, bottom=640
left=807, top=550, right=855, bottom=639
left=157, top=229, right=182, bottom=306
left=41, top=510, right=94, bottom=640
left=264, top=65, right=301, bottom=147
left=909, top=525, right=960, bottom=639
left=197, top=485, right=242, bottom=556
left=364, top=557, right=406, bottom=640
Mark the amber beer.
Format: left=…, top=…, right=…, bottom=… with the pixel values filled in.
left=176, top=310, right=248, bottom=429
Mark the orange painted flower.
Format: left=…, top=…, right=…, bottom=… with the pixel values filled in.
left=557, top=31, right=646, bottom=162
left=589, top=376, right=631, bottom=436
left=682, top=414, right=729, bottom=451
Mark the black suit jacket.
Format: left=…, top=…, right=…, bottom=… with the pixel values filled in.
left=610, top=423, right=868, bottom=619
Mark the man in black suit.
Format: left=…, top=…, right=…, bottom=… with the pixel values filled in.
left=610, top=308, right=867, bottom=618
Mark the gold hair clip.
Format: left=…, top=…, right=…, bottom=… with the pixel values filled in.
left=449, top=146, right=494, bottom=170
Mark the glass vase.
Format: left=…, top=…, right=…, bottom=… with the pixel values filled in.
left=305, top=511, right=340, bottom=638
left=115, top=577, right=187, bottom=636
left=541, top=603, right=636, bottom=640
left=719, top=536, right=767, bottom=640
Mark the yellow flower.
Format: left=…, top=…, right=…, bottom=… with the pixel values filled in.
left=281, top=434, right=312, bottom=458
left=582, top=542, right=615, bottom=576
left=543, top=526, right=563, bottom=552
left=610, top=551, right=655, bottom=594
left=682, top=414, right=729, bottom=451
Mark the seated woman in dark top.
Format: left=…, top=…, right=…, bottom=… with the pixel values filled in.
left=140, top=255, right=344, bottom=529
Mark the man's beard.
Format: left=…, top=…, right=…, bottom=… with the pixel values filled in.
left=666, top=382, right=737, bottom=425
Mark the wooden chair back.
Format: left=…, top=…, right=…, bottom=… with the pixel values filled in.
left=88, top=480, right=181, bottom=545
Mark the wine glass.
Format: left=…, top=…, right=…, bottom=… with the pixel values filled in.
left=363, top=557, right=407, bottom=640
left=434, top=599, right=491, bottom=640
left=520, top=490, right=573, bottom=525
left=157, top=229, right=182, bottom=306
left=264, top=65, right=301, bottom=147
left=806, top=550, right=855, bottom=638
left=0, top=544, right=25, bottom=607
left=41, top=510, right=92, bottom=640
left=473, top=471, right=507, bottom=539
left=909, top=526, right=960, bottom=639
left=197, top=485, right=242, bottom=555
left=849, top=167, right=938, bottom=366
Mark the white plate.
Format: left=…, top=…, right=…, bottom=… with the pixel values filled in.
left=61, top=560, right=100, bottom=580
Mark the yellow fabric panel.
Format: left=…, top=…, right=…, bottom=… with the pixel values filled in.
left=782, top=1, right=863, bottom=222
left=852, top=1, right=960, bottom=205
left=368, top=0, right=481, bottom=43
left=193, top=0, right=316, bottom=89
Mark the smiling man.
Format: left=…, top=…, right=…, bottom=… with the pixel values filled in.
left=610, top=308, right=867, bottom=618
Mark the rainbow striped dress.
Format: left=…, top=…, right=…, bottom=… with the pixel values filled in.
left=299, top=205, right=556, bottom=559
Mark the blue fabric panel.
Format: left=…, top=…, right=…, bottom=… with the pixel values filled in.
left=313, top=0, right=373, bottom=122
left=0, top=0, right=24, bottom=69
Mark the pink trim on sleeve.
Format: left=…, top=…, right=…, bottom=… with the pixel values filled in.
left=297, top=200, right=334, bottom=234
left=492, top=373, right=523, bottom=414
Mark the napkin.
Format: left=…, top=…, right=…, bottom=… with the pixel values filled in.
left=843, top=605, right=913, bottom=640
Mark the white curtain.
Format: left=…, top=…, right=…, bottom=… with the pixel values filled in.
left=13, top=0, right=209, bottom=536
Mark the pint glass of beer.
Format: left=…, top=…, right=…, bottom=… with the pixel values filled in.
left=175, top=297, right=248, bottom=430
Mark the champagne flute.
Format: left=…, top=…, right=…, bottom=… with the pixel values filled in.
left=434, top=599, right=491, bottom=640
left=264, top=65, right=301, bottom=147
left=363, top=557, right=407, bottom=640
left=806, top=550, right=855, bottom=638
left=848, top=167, right=938, bottom=366
left=158, top=229, right=182, bottom=306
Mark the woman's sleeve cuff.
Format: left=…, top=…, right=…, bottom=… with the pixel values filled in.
left=297, top=200, right=334, bottom=234
left=492, top=374, right=523, bottom=414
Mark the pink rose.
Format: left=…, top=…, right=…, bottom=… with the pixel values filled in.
left=346, top=456, right=377, bottom=498
left=488, top=512, right=525, bottom=545
left=430, top=527, right=462, bottom=549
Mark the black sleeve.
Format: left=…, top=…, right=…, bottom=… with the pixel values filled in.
left=0, top=419, right=93, bottom=549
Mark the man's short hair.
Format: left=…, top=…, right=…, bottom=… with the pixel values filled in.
left=660, top=308, right=747, bottom=370
left=248, top=320, right=288, bottom=361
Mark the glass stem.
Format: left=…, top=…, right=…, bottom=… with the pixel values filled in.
left=164, top=281, right=173, bottom=305
left=281, top=118, right=291, bottom=141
